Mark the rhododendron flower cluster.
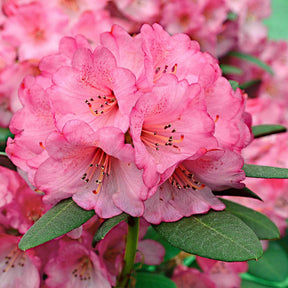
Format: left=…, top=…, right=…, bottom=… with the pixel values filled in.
left=7, top=23, right=252, bottom=224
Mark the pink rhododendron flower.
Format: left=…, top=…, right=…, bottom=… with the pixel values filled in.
left=44, top=238, right=111, bottom=288
left=34, top=120, right=147, bottom=218
left=0, top=234, right=41, bottom=288
left=2, top=2, right=69, bottom=61
left=172, top=265, right=216, bottom=288
left=48, top=46, right=138, bottom=132
left=196, top=256, right=248, bottom=288
left=97, top=220, right=165, bottom=285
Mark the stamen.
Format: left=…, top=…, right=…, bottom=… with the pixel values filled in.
left=84, top=91, right=117, bottom=116
left=81, top=148, right=111, bottom=194
left=2, top=247, right=26, bottom=273
left=153, top=63, right=178, bottom=83
left=169, top=165, right=205, bottom=190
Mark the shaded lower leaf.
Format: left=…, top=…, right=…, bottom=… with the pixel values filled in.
left=220, top=64, right=243, bottom=75
left=221, top=199, right=279, bottom=240
left=153, top=210, right=263, bottom=262
left=144, top=226, right=181, bottom=261
left=248, top=242, right=288, bottom=282
left=18, top=198, right=95, bottom=251
left=241, top=279, right=272, bottom=288
left=229, top=51, right=274, bottom=75
left=133, top=272, right=176, bottom=288
left=244, top=164, right=288, bottom=178
left=228, top=80, right=240, bottom=91
left=252, top=124, right=287, bottom=138
left=92, top=213, right=129, bottom=246
left=0, top=152, right=17, bottom=171
left=213, top=186, right=262, bottom=200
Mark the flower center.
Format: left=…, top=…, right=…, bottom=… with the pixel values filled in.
left=2, top=246, right=26, bottom=273
left=81, top=148, right=111, bottom=194
left=169, top=164, right=205, bottom=190
left=72, top=256, right=92, bottom=281
left=154, top=63, right=177, bottom=83
left=141, top=122, right=184, bottom=151
left=85, top=92, right=117, bottom=116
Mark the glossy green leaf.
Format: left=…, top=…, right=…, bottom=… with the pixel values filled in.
left=252, top=124, right=287, bottom=138
left=220, top=64, right=243, bottom=75
left=144, top=226, right=181, bottom=261
left=92, top=213, right=129, bottom=246
left=19, top=198, right=95, bottom=251
left=0, top=152, right=17, bottom=171
left=248, top=242, right=288, bottom=282
left=228, top=80, right=240, bottom=91
left=0, top=128, right=13, bottom=151
left=229, top=52, right=274, bottom=75
left=244, top=164, right=288, bottom=179
left=133, top=272, right=177, bottom=288
left=153, top=210, right=263, bottom=262
left=213, top=186, right=262, bottom=200
left=221, top=199, right=279, bottom=240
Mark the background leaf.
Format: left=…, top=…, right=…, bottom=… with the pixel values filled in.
left=92, top=213, right=129, bottom=246
left=221, top=199, right=279, bottom=240
left=228, top=80, right=240, bottom=91
left=244, top=164, right=288, bottom=178
left=19, top=198, right=95, bottom=250
left=264, top=0, right=288, bottom=40
left=0, top=152, right=17, bottom=171
left=252, top=124, right=287, bottom=138
left=144, top=226, right=181, bottom=261
left=213, top=187, right=262, bottom=200
left=153, top=211, right=263, bottom=262
left=229, top=52, right=274, bottom=75
left=248, top=242, right=288, bottom=282
left=220, top=64, right=243, bottom=75
left=132, top=272, right=177, bottom=288
left=0, top=128, right=13, bottom=151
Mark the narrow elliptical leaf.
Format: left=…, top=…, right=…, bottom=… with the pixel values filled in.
left=133, top=272, right=177, bottom=288
left=92, top=213, right=129, bottom=246
left=19, top=198, right=95, bottom=251
left=221, top=199, right=280, bottom=240
left=252, top=124, right=287, bottom=138
left=244, top=164, right=288, bottom=178
left=153, top=210, right=263, bottom=262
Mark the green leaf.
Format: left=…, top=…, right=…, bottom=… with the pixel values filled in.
left=0, top=128, right=14, bottom=151
left=248, top=242, right=288, bottom=282
left=221, top=199, right=279, bottom=240
left=227, top=12, right=238, bottom=21
left=0, top=152, right=17, bottom=171
left=92, top=213, right=129, bottom=246
left=241, top=279, right=271, bottom=288
left=228, top=80, right=240, bottom=91
left=252, top=124, right=287, bottom=138
left=153, top=210, right=263, bottom=262
left=244, top=164, right=288, bottom=179
left=229, top=52, right=274, bottom=75
left=264, top=0, right=288, bottom=40
left=213, top=186, right=262, bottom=201
left=144, top=226, right=181, bottom=261
left=239, top=79, right=262, bottom=90
left=220, top=64, right=243, bottom=75
left=18, top=198, right=95, bottom=251
left=133, top=272, right=177, bottom=288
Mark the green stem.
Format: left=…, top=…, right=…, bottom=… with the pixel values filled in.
left=116, top=217, right=140, bottom=288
